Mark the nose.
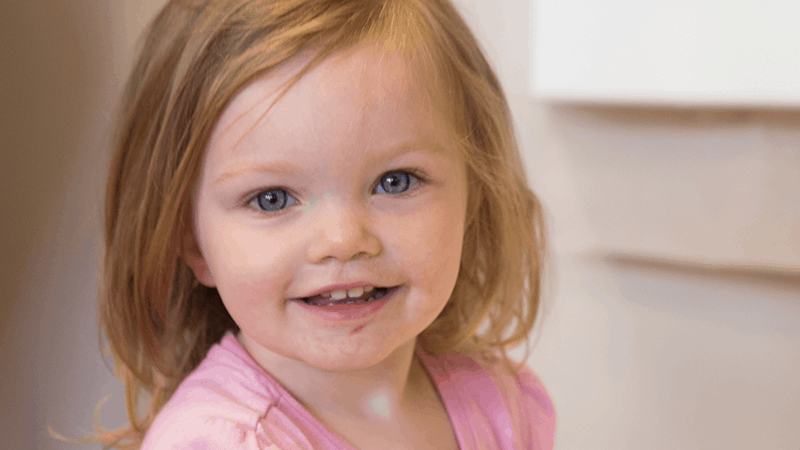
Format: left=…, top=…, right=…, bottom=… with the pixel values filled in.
left=306, top=199, right=381, bottom=264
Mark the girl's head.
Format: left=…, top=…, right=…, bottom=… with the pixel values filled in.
left=100, top=0, right=543, bottom=443
left=184, top=42, right=470, bottom=373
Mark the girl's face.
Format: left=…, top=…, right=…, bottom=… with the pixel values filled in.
left=187, top=44, right=468, bottom=372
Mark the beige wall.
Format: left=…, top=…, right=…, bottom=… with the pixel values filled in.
left=534, top=105, right=800, bottom=271
left=2, top=0, right=798, bottom=449
left=459, top=1, right=800, bottom=448
left=0, top=1, right=166, bottom=448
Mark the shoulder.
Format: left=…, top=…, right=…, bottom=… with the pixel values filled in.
left=141, top=411, right=269, bottom=450
left=505, top=358, right=556, bottom=423
left=485, top=354, right=556, bottom=450
left=427, top=350, right=555, bottom=416
left=481, top=354, right=556, bottom=449
left=140, top=333, right=284, bottom=450
left=423, top=350, right=556, bottom=449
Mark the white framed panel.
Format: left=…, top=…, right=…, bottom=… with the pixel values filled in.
left=532, top=0, right=800, bottom=107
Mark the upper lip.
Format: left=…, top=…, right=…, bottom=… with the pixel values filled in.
left=297, top=282, right=390, bottom=299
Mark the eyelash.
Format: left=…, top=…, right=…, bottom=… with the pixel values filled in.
left=245, top=169, right=428, bottom=214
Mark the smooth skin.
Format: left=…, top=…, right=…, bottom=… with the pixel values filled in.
left=184, top=43, right=467, bottom=449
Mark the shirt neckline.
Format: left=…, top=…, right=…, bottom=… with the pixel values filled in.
left=218, top=331, right=468, bottom=449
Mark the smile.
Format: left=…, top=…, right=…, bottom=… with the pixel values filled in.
left=294, top=286, right=402, bottom=322
left=301, top=286, right=393, bottom=306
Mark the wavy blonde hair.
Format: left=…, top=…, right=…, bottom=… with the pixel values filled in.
left=66, top=0, right=545, bottom=447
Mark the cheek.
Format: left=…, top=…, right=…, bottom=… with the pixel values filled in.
left=386, top=198, right=465, bottom=291
left=213, top=225, right=275, bottom=271
left=201, top=220, right=297, bottom=302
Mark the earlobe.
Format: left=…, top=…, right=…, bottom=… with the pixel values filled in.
left=183, top=234, right=216, bottom=287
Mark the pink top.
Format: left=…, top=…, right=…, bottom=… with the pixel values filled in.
left=141, top=332, right=555, bottom=449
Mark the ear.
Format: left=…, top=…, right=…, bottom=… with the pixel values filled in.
left=182, top=233, right=216, bottom=287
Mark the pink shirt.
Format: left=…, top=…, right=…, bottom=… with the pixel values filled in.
left=141, top=332, right=555, bottom=449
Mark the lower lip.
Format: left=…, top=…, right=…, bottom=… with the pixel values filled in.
left=292, top=286, right=400, bottom=322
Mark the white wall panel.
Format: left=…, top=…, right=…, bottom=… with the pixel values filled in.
left=533, top=0, right=800, bottom=106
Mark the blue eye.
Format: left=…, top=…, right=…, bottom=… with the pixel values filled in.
left=375, top=171, right=420, bottom=195
left=249, top=189, right=297, bottom=212
left=248, top=170, right=424, bottom=214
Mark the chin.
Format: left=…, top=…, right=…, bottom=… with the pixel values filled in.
left=301, top=340, right=406, bottom=373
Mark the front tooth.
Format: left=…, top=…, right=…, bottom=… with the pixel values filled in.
left=330, top=290, right=348, bottom=300
left=347, top=287, right=364, bottom=298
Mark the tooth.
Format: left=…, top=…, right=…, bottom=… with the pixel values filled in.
left=330, top=290, right=347, bottom=300
left=347, top=287, right=364, bottom=298
left=363, top=286, right=374, bottom=293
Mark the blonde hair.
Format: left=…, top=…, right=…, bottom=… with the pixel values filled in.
left=70, top=0, right=545, bottom=447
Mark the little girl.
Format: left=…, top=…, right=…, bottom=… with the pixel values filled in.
left=83, top=0, right=554, bottom=448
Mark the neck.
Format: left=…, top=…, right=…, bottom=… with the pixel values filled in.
left=238, top=333, right=426, bottom=424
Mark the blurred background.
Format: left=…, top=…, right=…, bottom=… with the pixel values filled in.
left=1, top=0, right=798, bottom=448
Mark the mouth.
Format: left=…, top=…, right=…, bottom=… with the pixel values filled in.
left=299, top=286, right=399, bottom=306
left=293, top=285, right=402, bottom=323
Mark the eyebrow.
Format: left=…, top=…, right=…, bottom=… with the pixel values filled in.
left=214, top=160, right=301, bottom=186
left=213, top=140, right=445, bottom=186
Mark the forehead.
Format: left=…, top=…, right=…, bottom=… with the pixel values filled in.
left=206, top=43, right=450, bottom=160
left=235, top=43, right=429, bottom=113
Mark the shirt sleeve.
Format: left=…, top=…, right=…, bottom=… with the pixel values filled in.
left=140, top=414, right=266, bottom=450
left=140, top=402, right=317, bottom=450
